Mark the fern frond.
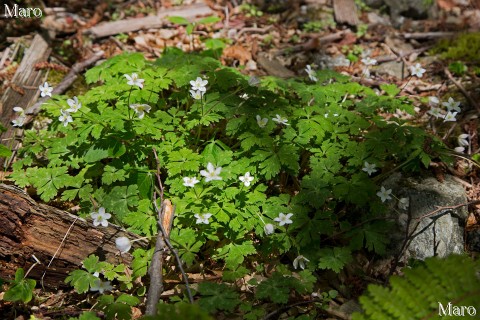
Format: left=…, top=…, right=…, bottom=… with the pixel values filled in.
left=353, top=255, right=480, bottom=320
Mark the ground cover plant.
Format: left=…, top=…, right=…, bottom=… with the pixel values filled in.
left=5, top=46, right=455, bottom=318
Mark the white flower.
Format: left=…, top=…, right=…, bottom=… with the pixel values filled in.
left=274, top=213, right=293, bottom=226
left=39, top=82, right=53, bottom=97
left=66, top=96, right=82, bottom=112
left=190, top=77, right=208, bottom=92
left=200, top=163, right=222, bottom=182
left=458, top=134, right=469, bottom=147
left=362, top=162, right=377, bottom=176
left=293, top=255, right=310, bottom=270
left=13, top=106, right=25, bottom=116
left=91, top=207, right=112, bottom=227
left=239, top=172, right=254, bottom=187
left=454, top=146, right=465, bottom=153
left=93, top=272, right=100, bottom=278
left=428, top=96, right=439, bottom=107
left=115, top=236, right=131, bottom=253
left=361, top=57, right=377, bottom=66
left=443, top=111, right=457, bottom=122
left=272, top=114, right=289, bottom=126
left=442, top=97, right=461, bottom=113
left=427, top=107, right=444, bottom=119
left=124, top=73, right=144, bottom=88
left=409, top=63, right=426, bottom=78
left=190, top=89, right=204, bottom=100
left=12, top=117, right=26, bottom=127
left=264, top=223, right=275, bottom=235
left=194, top=213, right=212, bottom=224
left=58, top=109, right=73, bottom=127
left=256, top=115, right=268, bottom=128
left=376, top=186, right=392, bottom=203
left=240, top=93, right=249, bottom=100
left=248, top=76, right=260, bottom=86
left=398, top=197, right=409, bottom=210
left=90, top=279, right=113, bottom=293
left=183, top=176, right=200, bottom=187
left=129, top=104, right=151, bottom=119
left=324, top=113, right=329, bottom=118
left=305, top=64, right=317, bottom=82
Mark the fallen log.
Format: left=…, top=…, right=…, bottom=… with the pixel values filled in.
left=0, top=34, right=50, bottom=169
left=84, top=2, right=213, bottom=39
left=0, top=184, right=148, bottom=289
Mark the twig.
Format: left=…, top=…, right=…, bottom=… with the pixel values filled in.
left=41, top=216, right=78, bottom=290
left=153, top=197, right=193, bottom=303
left=145, top=199, right=167, bottom=316
left=151, top=148, right=193, bottom=304
left=415, top=200, right=480, bottom=221
left=24, top=50, right=105, bottom=119
left=444, top=67, right=480, bottom=113
left=237, top=26, right=274, bottom=38
left=402, top=32, right=455, bottom=40
left=263, top=300, right=315, bottom=320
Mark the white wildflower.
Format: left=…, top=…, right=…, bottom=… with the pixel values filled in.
left=200, top=163, right=222, bottom=182
left=274, top=213, right=293, bottom=226
left=125, top=73, right=144, bottom=88
left=239, top=172, right=254, bottom=187
left=195, top=213, right=212, bottom=224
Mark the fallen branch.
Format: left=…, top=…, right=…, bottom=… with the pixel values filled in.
left=24, top=50, right=105, bottom=119
left=402, top=32, right=456, bottom=40
left=84, top=3, right=213, bottom=39
left=444, top=67, right=480, bottom=113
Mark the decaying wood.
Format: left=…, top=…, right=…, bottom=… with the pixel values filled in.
left=0, top=184, right=148, bottom=289
left=84, top=3, right=213, bottom=39
left=333, top=0, right=359, bottom=26
left=0, top=34, right=50, bottom=168
left=24, top=50, right=105, bottom=119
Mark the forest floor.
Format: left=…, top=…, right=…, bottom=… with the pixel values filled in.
left=1, top=0, right=480, bottom=319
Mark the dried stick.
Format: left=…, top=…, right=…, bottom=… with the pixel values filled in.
left=41, top=216, right=78, bottom=290
left=24, top=50, right=105, bottom=119
left=444, top=67, right=480, bottom=113
left=151, top=149, right=194, bottom=304
left=145, top=200, right=167, bottom=316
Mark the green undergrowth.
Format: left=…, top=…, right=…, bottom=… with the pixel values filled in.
left=353, top=255, right=480, bottom=319
left=8, top=49, right=449, bottom=318
left=432, top=32, right=480, bottom=62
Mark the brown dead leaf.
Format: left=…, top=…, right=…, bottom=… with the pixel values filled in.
left=437, top=0, right=457, bottom=10
left=222, top=45, right=252, bottom=65
left=337, top=32, right=357, bottom=46
left=10, top=83, right=25, bottom=95
left=466, top=213, right=478, bottom=230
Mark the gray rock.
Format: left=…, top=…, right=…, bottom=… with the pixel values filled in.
left=375, top=61, right=407, bottom=79
left=384, top=173, right=467, bottom=261
left=365, top=0, right=438, bottom=26
left=313, top=53, right=350, bottom=70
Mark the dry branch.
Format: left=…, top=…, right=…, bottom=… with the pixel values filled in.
left=84, top=3, right=213, bottom=39
left=0, top=184, right=148, bottom=289
left=24, top=50, right=105, bottom=118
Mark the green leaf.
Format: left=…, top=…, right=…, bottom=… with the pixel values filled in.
left=4, top=278, right=36, bottom=303
left=0, top=144, right=12, bottom=157
left=197, top=16, right=221, bottom=25
left=256, top=272, right=293, bottom=304
left=149, top=302, right=213, bottom=320
left=167, top=16, right=190, bottom=25
left=27, top=166, right=71, bottom=202
left=198, top=282, right=240, bottom=313
left=318, top=247, right=352, bottom=273
left=380, top=84, right=401, bottom=97
left=116, top=294, right=140, bottom=306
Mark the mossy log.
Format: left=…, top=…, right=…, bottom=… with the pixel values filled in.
left=0, top=184, right=148, bottom=289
